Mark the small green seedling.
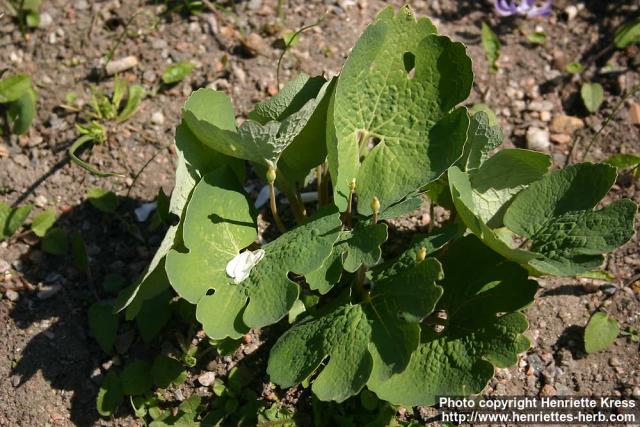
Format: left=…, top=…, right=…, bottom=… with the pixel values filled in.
left=67, top=75, right=145, bottom=177
left=605, top=154, right=640, bottom=178
left=526, top=31, right=547, bottom=45
left=7, top=0, right=42, bottom=34
left=565, top=62, right=584, bottom=74
left=584, top=312, right=619, bottom=353
left=161, top=61, right=194, bottom=85
left=614, top=18, right=640, bottom=49
left=0, top=201, right=32, bottom=241
left=481, top=22, right=500, bottom=73
left=620, top=326, right=639, bottom=343
left=581, top=82, right=604, bottom=113
left=0, top=73, right=37, bottom=135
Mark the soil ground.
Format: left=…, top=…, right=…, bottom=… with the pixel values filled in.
left=0, top=0, right=639, bottom=425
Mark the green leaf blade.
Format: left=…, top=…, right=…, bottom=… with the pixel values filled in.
left=584, top=312, right=619, bottom=353
left=331, top=6, right=471, bottom=214
left=581, top=82, right=604, bottom=113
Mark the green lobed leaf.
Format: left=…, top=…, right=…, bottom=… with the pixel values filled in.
left=614, top=18, right=640, bottom=49
left=195, top=206, right=342, bottom=339
left=121, top=360, right=153, bottom=396
left=581, top=82, right=604, bottom=113
left=97, top=370, right=124, bottom=417
left=162, top=61, right=195, bottom=84
left=183, top=80, right=330, bottom=170
left=481, top=22, right=500, bottom=72
left=338, top=223, right=388, bottom=273
left=166, top=167, right=257, bottom=305
left=378, top=196, right=423, bottom=220
left=584, top=312, right=619, bottom=353
left=88, top=302, right=119, bottom=353
left=467, top=149, right=551, bottom=227
left=504, top=163, right=637, bottom=276
left=0, top=202, right=32, bottom=241
left=0, top=74, right=32, bottom=103
left=460, top=111, right=503, bottom=171
left=329, top=5, right=472, bottom=215
left=305, top=223, right=388, bottom=295
left=115, top=111, right=243, bottom=316
left=448, top=166, right=539, bottom=265
left=268, top=256, right=443, bottom=403
left=30, top=208, right=56, bottom=237
left=368, top=235, right=537, bottom=406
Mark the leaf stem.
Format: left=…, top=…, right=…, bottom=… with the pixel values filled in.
left=276, top=14, right=327, bottom=88
left=371, top=196, right=380, bottom=224
left=269, top=183, right=287, bottom=233
left=267, top=167, right=287, bottom=233
left=581, top=82, right=640, bottom=162
left=345, top=178, right=356, bottom=227
left=316, top=165, right=323, bottom=207
left=294, top=188, right=307, bottom=221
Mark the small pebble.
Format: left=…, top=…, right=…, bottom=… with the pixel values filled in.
left=550, top=115, right=584, bottom=134
left=34, top=195, right=48, bottom=208
left=565, top=5, right=578, bottom=21
left=608, top=357, right=621, bottom=367
left=629, top=102, right=640, bottom=125
left=526, top=127, right=551, bottom=152
left=39, top=12, right=53, bottom=28
left=541, top=384, right=556, bottom=396
left=151, top=111, right=165, bottom=126
left=5, top=289, right=19, bottom=302
left=198, top=371, right=216, bottom=387
left=106, top=56, right=139, bottom=75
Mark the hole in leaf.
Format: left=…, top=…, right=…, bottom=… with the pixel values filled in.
left=206, top=289, right=215, bottom=296
left=425, top=310, right=448, bottom=334
left=367, top=136, right=381, bottom=150
left=403, top=52, right=416, bottom=80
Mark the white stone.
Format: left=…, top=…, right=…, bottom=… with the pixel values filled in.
left=151, top=111, right=165, bottom=126
left=197, top=371, right=216, bottom=387
left=526, top=127, right=551, bottom=152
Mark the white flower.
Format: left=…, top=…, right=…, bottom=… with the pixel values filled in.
left=226, top=249, right=265, bottom=284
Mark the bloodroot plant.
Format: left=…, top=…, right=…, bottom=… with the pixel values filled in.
left=112, top=5, right=636, bottom=413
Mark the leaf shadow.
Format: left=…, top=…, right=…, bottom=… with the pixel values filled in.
left=554, top=324, right=587, bottom=359
left=7, top=196, right=160, bottom=426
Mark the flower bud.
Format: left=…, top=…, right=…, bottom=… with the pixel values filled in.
left=416, top=246, right=427, bottom=263
left=348, top=178, right=356, bottom=192
left=266, top=167, right=277, bottom=184
left=370, top=197, right=380, bottom=215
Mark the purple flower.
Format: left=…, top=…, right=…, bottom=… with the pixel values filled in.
left=495, top=0, right=552, bottom=17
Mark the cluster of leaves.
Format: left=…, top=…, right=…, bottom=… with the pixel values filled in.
left=0, top=72, right=37, bottom=136
left=99, top=5, right=636, bottom=418
left=66, top=75, right=145, bottom=176
left=0, top=198, right=88, bottom=267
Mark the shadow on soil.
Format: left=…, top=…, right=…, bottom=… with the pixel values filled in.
left=9, top=196, right=160, bottom=426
